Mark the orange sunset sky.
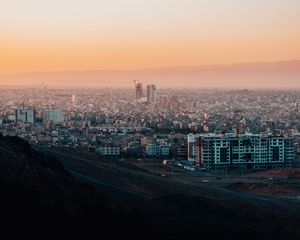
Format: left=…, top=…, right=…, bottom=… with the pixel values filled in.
left=0, top=0, right=300, bottom=76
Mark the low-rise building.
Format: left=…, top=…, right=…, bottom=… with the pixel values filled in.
left=97, top=146, right=121, bottom=156
left=146, top=143, right=170, bottom=157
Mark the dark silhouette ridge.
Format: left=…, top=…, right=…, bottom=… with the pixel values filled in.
left=0, top=136, right=300, bottom=240
left=0, top=136, right=152, bottom=239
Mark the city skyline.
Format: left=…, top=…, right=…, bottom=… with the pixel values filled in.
left=1, top=1, right=300, bottom=237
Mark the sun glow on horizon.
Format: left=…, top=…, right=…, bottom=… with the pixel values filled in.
left=1, top=0, right=300, bottom=75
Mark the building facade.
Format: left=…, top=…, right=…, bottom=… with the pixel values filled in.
left=146, top=143, right=170, bottom=157
left=16, top=108, right=36, bottom=123
left=188, top=133, right=294, bottom=169
left=98, top=146, right=120, bottom=156
left=146, top=84, right=157, bottom=104
left=43, top=109, right=64, bottom=123
left=135, top=83, right=144, bottom=101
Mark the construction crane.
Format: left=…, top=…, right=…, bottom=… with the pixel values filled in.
left=133, top=80, right=140, bottom=87
left=132, top=80, right=144, bottom=101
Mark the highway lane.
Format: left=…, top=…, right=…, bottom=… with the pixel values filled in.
left=36, top=147, right=300, bottom=215
left=37, top=147, right=151, bottom=202
left=68, top=169, right=149, bottom=199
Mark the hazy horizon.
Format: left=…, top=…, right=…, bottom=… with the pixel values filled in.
left=0, top=60, right=299, bottom=89
left=1, top=0, right=300, bottom=88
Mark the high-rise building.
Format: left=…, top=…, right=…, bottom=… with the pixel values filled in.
left=42, top=109, right=64, bottom=123
left=188, top=133, right=294, bottom=170
left=71, top=94, right=76, bottom=104
left=15, top=108, right=36, bottom=123
left=187, top=133, right=198, bottom=161
left=147, top=84, right=157, bottom=104
left=135, top=83, right=144, bottom=100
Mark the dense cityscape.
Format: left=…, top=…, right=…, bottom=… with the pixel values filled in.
left=0, top=84, right=299, bottom=170
left=2, top=1, right=300, bottom=239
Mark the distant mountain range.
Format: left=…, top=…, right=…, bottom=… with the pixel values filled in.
left=1, top=60, right=300, bottom=89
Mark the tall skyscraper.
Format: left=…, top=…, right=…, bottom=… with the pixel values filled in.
left=42, top=109, right=64, bottom=123
left=147, top=84, right=157, bottom=104
left=16, top=108, right=36, bottom=123
left=135, top=82, right=144, bottom=100
left=71, top=94, right=76, bottom=104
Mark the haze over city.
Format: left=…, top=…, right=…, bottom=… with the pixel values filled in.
left=2, top=1, right=300, bottom=240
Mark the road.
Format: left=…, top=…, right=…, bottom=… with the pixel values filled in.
left=36, top=147, right=300, bottom=214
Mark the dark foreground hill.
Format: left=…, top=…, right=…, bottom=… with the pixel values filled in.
left=0, top=136, right=150, bottom=239
left=1, top=136, right=300, bottom=240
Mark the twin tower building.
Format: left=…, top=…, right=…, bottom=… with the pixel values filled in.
left=134, top=81, right=157, bottom=104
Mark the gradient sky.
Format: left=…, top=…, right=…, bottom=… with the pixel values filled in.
left=1, top=0, right=300, bottom=75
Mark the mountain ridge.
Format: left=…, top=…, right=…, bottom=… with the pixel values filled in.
left=1, top=60, right=300, bottom=89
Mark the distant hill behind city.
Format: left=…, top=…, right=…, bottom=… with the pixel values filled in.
left=1, top=60, right=300, bottom=89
